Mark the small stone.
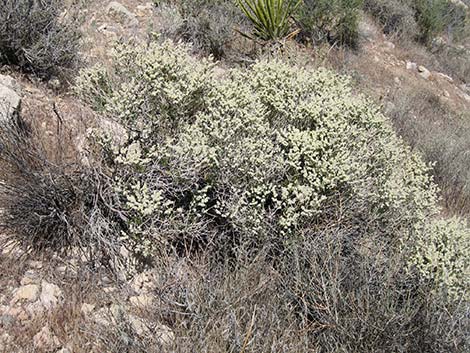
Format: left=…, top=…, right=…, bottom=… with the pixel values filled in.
left=442, top=90, right=450, bottom=98
left=11, top=284, right=40, bottom=304
left=103, top=286, right=117, bottom=294
left=136, top=2, right=154, bottom=17
left=0, top=332, right=13, bottom=346
left=129, top=315, right=151, bottom=336
left=155, top=324, right=174, bottom=346
left=0, top=314, right=16, bottom=328
left=406, top=61, right=417, bottom=70
left=0, top=77, right=21, bottom=122
left=6, top=307, right=29, bottom=321
left=40, top=281, right=63, bottom=309
left=458, top=91, right=470, bottom=102
left=20, top=270, right=38, bottom=285
left=418, top=65, right=431, bottom=80
left=110, top=304, right=125, bottom=320
left=394, top=77, right=401, bottom=85
left=93, top=308, right=112, bottom=326
left=460, top=84, right=470, bottom=94
left=383, top=41, right=395, bottom=50
left=81, top=303, right=95, bottom=315
left=33, top=325, right=61, bottom=351
left=129, top=295, right=153, bottom=307
left=28, top=261, right=43, bottom=269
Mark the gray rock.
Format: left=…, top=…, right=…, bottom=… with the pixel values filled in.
left=436, top=72, right=453, bottom=82
left=33, top=325, right=61, bottom=351
left=81, top=303, right=95, bottom=315
left=418, top=65, right=431, bottom=80
left=11, top=284, right=40, bottom=304
left=136, top=2, right=154, bottom=17
left=106, top=1, right=138, bottom=26
left=0, top=314, right=16, bottom=328
left=0, top=75, right=21, bottom=122
left=40, top=281, right=63, bottom=309
left=406, top=61, right=417, bottom=71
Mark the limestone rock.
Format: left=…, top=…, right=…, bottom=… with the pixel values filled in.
left=129, top=294, right=153, bottom=307
left=418, top=65, right=431, bottom=80
left=40, top=281, right=63, bottom=309
left=129, top=315, right=151, bottom=336
left=81, top=303, right=96, bottom=315
left=20, top=270, right=39, bottom=286
left=0, top=75, right=21, bottom=122
left=136, top=2, right=154, bottom=17
left=11, top=284, right=40, bottom=304
left=406, top=61, right=417, bottom=71
left=155, top=324, right=175, bottom=346
left=33, top=325, right=61, bottom=351
left=0, top=314, right=16, bottom=328
left=436, top=72, right=453, bottom=82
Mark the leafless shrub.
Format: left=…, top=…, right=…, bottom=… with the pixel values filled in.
left=0, top=117, right=122, bottom=264
left=0, top=0, right=82, bottom=79
left=155, top=0, right=247, bottom=59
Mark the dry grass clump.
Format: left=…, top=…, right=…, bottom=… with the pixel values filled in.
left=0, top=0, right=82, bottom=80
left=0, top=116, right=122, bottom=263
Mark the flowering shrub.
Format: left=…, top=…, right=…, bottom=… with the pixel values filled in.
left=76, top=41, right=467, bottom=300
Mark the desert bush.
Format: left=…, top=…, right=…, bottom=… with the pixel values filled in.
left=154, top=0, right=246, bottom=59
left=364, top=0, right=470, bottom=44
left=0, top=118, right=122, bottom=262
left=75, top=40, right=443, bottom=258
left=412, top=218, right=470, bottom=300
left=71, top=39, right=469, bottom=351
left=430, top=41, right=470, bottom=83
left=0, top=0, right=82, bottom=79
left=363, top=0, right=418, bottom=38
left=296, top=0, right=363, bottom=47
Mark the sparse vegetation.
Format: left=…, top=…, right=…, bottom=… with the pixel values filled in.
left=0, top=0, right=82, bottom=79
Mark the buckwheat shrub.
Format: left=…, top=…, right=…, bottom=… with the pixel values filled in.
left=76, top=40, right=465, bottom=297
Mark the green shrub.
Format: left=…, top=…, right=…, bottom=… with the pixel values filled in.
left=414, top=0, right=451, bottom=43
left=412, top=218, right=470, bottom=301
left=237, top=0, right=302, bottom=41
left=0, top=0, right=82, bottom=79
left=363, top=0, right=418, bottom=38
left=296, top=0, right=363, bottom=47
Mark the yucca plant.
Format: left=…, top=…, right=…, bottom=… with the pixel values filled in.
left=237, top=0, right=302, bottom=41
